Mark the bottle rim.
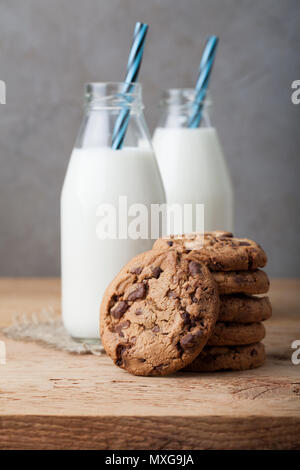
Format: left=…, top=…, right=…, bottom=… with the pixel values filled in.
left=159, top=88, right=212, bottom=109
left=85, top=82, right=143, bottom=110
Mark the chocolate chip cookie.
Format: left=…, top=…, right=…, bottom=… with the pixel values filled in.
left=207, top=321, right=266, bottom=346
left=183, top=342, right=265, bottom=372
left=153, top=231, right=267, bottom=271
left=212, top=269, right=270, bottom=295
left=219, top=295, right=272, bottom=323
left=100, top=249, right=220, bottom=376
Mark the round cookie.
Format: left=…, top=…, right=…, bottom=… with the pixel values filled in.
left=100, top=249, right=220, bottom=376
left=207, top=321, right=266, bottom=346
left=182, top=343, right=265, bottom=372
left=212, top=269, right=270, bottom=295
left=153, top=231, right=267, bottom=271
left=219, top=295, right=272, bottom=323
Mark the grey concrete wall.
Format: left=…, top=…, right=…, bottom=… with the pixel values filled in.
left=0, top=0, right=299, bottom=277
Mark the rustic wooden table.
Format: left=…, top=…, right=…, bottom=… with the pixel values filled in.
left=0, top=278, right=299, bottom=450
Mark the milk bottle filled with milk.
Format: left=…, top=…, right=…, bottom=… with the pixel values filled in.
left=61, top=83, right=165, bottom=341
left=152, top=89, right=234, bottom=233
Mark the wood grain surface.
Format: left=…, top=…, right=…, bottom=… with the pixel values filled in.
left=0, top=278, right=300, bottom=450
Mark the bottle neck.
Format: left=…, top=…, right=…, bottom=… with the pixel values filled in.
left=76, top=82, right=152, bottom=150
left=85, top=82, right=143, bottom=113
left=157, top=88, right=212, bottom=129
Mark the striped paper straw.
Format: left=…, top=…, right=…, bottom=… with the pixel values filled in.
left=112, top=22, right=148, bottom=150
left=188, top=35, right=219, bottom=128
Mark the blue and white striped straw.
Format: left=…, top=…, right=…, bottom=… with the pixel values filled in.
left=188, top=35, right=219, bottom=128
left=112, top=22, right=148, bottom=150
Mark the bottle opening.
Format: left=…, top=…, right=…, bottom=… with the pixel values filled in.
left=160, top=88, right=212, bottom=110
left=85, top=82, right=142, bottom=110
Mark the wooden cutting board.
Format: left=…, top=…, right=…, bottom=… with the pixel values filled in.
left=0, top=278, right=299, bottom=450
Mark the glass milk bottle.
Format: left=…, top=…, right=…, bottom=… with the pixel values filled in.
left=152, top=89, right=234, bottom=233
left=61, top=82, right=165, bottom=341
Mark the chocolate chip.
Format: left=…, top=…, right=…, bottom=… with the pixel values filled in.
left=192, top=296, right=198, bottom=303
left=167, top=290, right=177, bottom=299
left=188, top=261, right=202, bottom=276
left=239, top=241, right=251, bottom=246
left=152, top=266, right=162, bottom=279
left=152, top=325, right=160, bottom=333
left=180, top=333, right=194, bottom=349
left=217, top=232, right=233, bottom=238
left=115, top=344, right=129, bottom=366
left=127, top=283, right=147, bottom=301
left=251, top=348, right=258, bottom=357
left=115, top=320, right=131, bottom=336
left=181, top=312, right=191, bottom=325
left=138, top=358, right=146, bottom=362
left=167, top=241, right=173, bottom=246
left=130, top=266, right=143, bottom=275
left=180, top=330, right=203, bottom=349
left=110, top=301, right=128, bottom=319
left=135, top=308, right=143, bottom=315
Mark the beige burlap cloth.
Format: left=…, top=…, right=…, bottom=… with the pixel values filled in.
left=2, top=307, right=105, bottom=355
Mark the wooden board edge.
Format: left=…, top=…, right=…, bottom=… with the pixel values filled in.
left=0, top=415, right=300, bottom=450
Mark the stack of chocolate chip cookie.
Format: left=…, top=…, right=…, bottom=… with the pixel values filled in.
left=153, top=231, right=271, bottom=373
left=100, top=231, right=270, bottom=376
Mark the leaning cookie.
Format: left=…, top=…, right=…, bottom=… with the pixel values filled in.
left=182, top=343, right=265, bottom=372
left=153, top=231, right=267, bottom=271
left=207, top=321, right=266, bottom=346
left=100, top=249, right=220, bottom=376
left=212, top=270, right=270, bottom=295
left=219, top=295, right=272, bottom=323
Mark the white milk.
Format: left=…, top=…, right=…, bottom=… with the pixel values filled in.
left=61, top=147, right=165, bottom=340
left=152, top=127, right=234, bottom=232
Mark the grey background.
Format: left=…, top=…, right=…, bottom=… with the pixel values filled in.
left=0, top=0, right=299, bottom=277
